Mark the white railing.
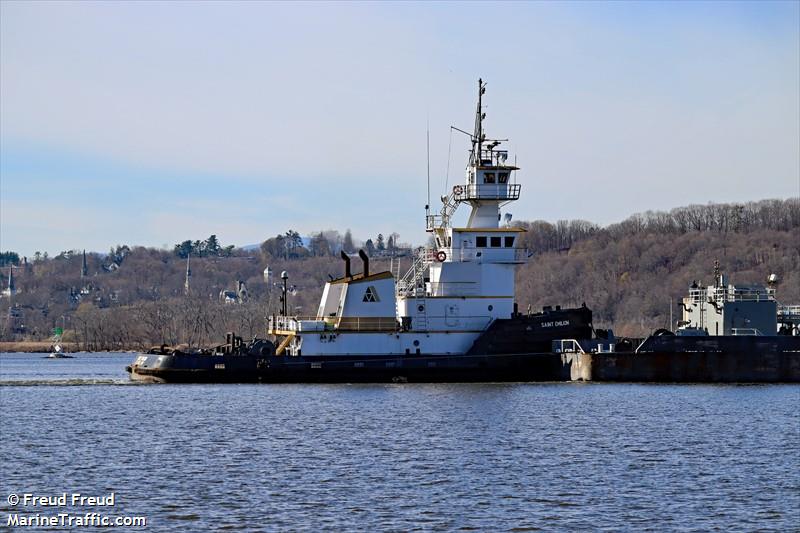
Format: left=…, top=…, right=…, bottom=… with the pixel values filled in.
left=731, top=328, right=763, bottom=336
left=270, top=314, right=494, bottom=334
left=427, top=191, right=459, bottom=230
left=689, top=286, right=776, bottom=304
left=552, top=339, right=586, bottom=354
left=778, top=305, right=800, bottom=319
left=268, top=315, right=320, bottom=332
left=269, top=315, right=398, bottom=333
left=453, top=183, right=521, bottom=202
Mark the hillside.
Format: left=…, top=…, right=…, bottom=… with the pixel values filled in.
left=1, top=198, right=797, bottom=349
left=517, top=228, right=799, bottom=336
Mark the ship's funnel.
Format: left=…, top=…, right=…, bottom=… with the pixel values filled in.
left=358, top=249, right=369, bottom=277
left=340, top=251, right=351, bottom=278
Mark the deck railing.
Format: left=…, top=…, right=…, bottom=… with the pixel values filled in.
left=269, top=314, right=495, bottom=334
left=552, top=339, right=586, bottom=354
left=269, top=316, right=398, bottom=333
left=778, top=305, right=800, bottom=320
left=689, top=286, right=776, bottom=304
left=453, top=183, right=521, bottom=202
left=731, top=328, right=763, bottom=336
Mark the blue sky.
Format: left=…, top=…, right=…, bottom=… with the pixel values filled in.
left=1, top=1, right=798, bottom=256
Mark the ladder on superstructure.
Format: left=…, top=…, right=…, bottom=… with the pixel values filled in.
left=396, top=248, right=434, bottom=298
left=390, top=256, right=402, bottom=281
left=428, top=191, right=459, bottom=231
left=439, top=191, right=458, bottom=228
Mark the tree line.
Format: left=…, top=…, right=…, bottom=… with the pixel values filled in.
left=516, top=198, right=799, bottom=255
left=259, top=229, right=406, bottom=260
left=1, top=198, right=797, bottom=348
left=174, top=235, right=235, bottom=259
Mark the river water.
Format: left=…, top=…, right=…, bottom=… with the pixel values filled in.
left=1, top=352, right=798, bottom=531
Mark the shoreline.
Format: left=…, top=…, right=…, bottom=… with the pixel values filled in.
left=0, top=342, right=138, bottom=354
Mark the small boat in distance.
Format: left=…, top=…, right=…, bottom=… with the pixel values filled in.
left=47, top=344, right=73, bottom=359
left=47, top=328, right=74, bottom=359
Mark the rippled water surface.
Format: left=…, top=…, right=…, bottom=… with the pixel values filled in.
left=1, top=352, right=798, bottom=531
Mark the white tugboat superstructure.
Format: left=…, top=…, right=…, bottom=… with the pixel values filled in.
left=268, top=79, right=527, bottom=357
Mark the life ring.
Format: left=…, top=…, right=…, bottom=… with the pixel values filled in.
left=436, top=251, right=447, bottom=262
left=453, top=185, right=463, bottom=195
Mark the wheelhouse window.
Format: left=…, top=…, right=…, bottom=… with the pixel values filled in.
left=490, top=236, right=501, bottom=247
left=476, top=236, right=487, bottom=248
left=498, top=172, right=509, bottom=184
left=504, top=236, right=515, bottom=247
left=483, top=172, right=495, bottom=184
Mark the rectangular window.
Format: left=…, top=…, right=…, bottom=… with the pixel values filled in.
left=483, top=172, right=495, bottom=184
left=504, top=236, right=515, bottom=247
left=498, top=172, right=509, bottom=184
left=476, top=236, right=487, bottom=248
left=490, top=236, right=501, bottom=247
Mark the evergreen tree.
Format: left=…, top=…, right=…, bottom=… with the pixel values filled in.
left=193, top=240, right=204, bottom=257
left=0, top=251, right=20, bottom=267
left=342, top=229, right=355, bottom=254
left=365, top=239, right=376, bottom=256
left=174, top=240, right=194, bottom=259
left=285, top=230, right=303, bottom=259
left=205, top=235, right=221, bottom=256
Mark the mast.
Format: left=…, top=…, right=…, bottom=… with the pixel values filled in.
left=470, top=79, right=486, bottom=167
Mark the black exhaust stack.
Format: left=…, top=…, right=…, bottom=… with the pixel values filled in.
left=358, top=249, right=369, bottom=277
left=340, top=250, right=351, bottom=278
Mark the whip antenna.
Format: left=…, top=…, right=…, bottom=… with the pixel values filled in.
left=444, top=126, right=453, bottom=195
left=426, top=118, right=431, bottom=208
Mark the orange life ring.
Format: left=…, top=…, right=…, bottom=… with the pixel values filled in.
left=453, top=185, right=463, bottom=195
left=436, top=251, right=447, bottom=262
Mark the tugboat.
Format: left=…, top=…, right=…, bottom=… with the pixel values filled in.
left=127, top=80, right=597, bottom=383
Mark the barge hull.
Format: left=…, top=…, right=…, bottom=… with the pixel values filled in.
left=127, top=337, right=800, bottom=384
left=562, top=335, right=800, bottom=383
left=127, top=352, right=568, bottom=384
left=563, top=349, right=800, bottom=383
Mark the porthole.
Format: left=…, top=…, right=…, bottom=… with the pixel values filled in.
left=418, top=305, right=425, bottom=312
left=488, top=305, right=494, bottom=311
left=413, top=340, right=420, bottom=347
